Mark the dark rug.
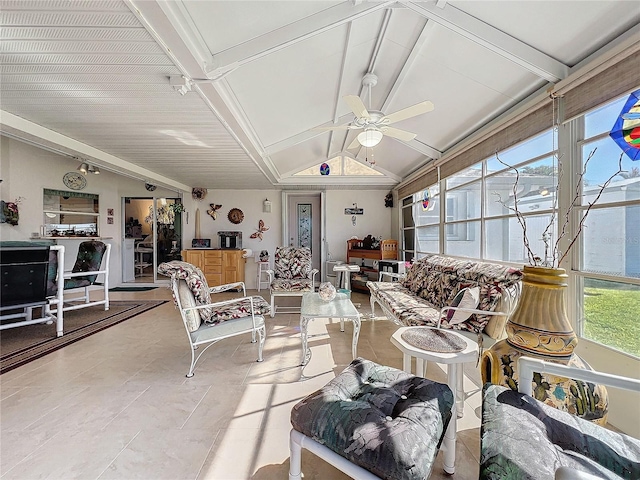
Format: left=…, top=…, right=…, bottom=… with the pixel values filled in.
left=0, top=300, right=166, bottom=374
left=109, top=286, right=158, bottom=292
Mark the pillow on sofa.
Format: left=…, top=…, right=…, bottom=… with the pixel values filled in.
left=157, top=261, right=213, bottom=323
left=445, top=286, right=480, bottom=325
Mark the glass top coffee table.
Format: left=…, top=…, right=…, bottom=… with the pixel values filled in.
left=300, top=292, right=361, bottom=374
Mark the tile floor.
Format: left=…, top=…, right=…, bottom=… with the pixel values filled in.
left=0, top=289, right=483, bottom=479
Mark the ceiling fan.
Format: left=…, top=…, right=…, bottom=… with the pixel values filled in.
left=315, top=73, right=434, bottom=149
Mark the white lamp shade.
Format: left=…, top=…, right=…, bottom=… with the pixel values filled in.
left=357, top=128, right=383, bottom=147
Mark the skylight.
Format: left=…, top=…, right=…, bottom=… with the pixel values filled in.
left=293, top=156, right=383, bottom=176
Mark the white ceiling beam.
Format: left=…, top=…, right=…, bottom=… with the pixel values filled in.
left=205, top=1, right=397, bottom=77
left=0, top=111, right=191, bottom=192
left=265, top=112, right=355, bottom=156
left=405, top=139, right=442, bottom=159
left=126, top=0, right=279, bottom=184
left=328, top=21, right=354, bottom=159
left=401, top=1, right=569, bottom=82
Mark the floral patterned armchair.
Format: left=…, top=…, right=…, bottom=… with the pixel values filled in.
left=266, top=246, right=318, bottom=317
left=158, top=261, right=270, bottom=377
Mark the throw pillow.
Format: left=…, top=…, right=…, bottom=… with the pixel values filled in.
left=445, top=287, right=480, bottom=325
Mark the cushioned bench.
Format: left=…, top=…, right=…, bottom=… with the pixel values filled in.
left=368, top=254, right=522, bottom=346
left=289, top=358, right=455, bottom=480
left=481, top=357, right=640, bottom=480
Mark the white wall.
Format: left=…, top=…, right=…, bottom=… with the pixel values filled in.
left=0, top=137, right=177, bottom=284
left=181, top=189, right=282, bottom=289
left=325, top=190, right=393, bottom=263
left=1, top=138, right=395, bottom=289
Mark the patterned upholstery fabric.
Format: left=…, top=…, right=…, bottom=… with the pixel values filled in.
left=270, top=278, right=314, bottom=292
left=206, top=296, right=271, bottom=325
left=273, top=246, right=312, bottom=280
left=158, top=261, right=214, bottom=323
left=368, top=255, right=522, bottom=335
left=291, top=358, right=454, bottom=480
left=63, top=241, right=107, bottom=289
left=481, top=384, right=640, bottom=480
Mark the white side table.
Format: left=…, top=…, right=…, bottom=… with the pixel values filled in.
left=390, top=326, right=479, bottom=475
left=256, top=261, right=270, bottom=292
left=332, top=263, right=360, bottom=291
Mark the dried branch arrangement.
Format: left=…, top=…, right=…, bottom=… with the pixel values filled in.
left=493, top=149, right=624, bottom=268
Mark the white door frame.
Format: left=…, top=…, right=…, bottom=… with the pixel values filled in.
left=282, top=191, right=326, bottom=281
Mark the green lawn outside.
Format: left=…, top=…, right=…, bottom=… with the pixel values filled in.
left=583, top=282, right=640, bottom=358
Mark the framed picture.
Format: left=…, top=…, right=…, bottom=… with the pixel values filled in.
left=107, top=208, right=114, bottom=216
left=107, top=217, right=114, bottom=224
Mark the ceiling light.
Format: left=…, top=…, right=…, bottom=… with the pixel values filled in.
left=88, top=165, right=100, bottom=175
left=77, top=162, right=89, bottom=175
left=357, top=127, right=383, bottom=148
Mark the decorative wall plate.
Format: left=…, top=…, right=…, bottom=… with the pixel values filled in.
left=228, top=208, right=244, bottom=224
left=63, top=172, right=87, bottom=190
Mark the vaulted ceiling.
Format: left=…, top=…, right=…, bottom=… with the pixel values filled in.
left=1, top=1, right=639, bottom=191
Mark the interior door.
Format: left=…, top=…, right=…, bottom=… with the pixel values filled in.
left=287, top=193, right=321, bottom=273
left=122, top=197, right=182, bottom=283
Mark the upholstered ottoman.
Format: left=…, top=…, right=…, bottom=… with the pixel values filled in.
left=289, top=358, right=454, bottom=480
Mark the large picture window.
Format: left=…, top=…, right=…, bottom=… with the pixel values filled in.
left=575, top=96, right=640, bottom=357
left=400, top=93, right=640, bottom=358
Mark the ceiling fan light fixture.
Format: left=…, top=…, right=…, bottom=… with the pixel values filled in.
left=357, top=127, right=383, bottom=147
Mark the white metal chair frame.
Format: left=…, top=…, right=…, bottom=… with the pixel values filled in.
left=49, top=243, right=111, bottom=318
left=171, top=277, right=266, bottom=378
left=5, top=245, right=66, bottom=337
left=517, top=357, right=640, bottom=480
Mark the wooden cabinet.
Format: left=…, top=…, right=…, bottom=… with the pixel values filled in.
left=346, top=239, right=398, bottom=292
left=181, top=249, right=245, bottom=287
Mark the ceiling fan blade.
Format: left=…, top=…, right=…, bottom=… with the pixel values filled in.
left=382, top=126, right=417, bottom=142
left=347, top=136, right=361, bottom=150
left=383, top=100, right=434, bottom=125
left=312, top=125, right=359, bottom=131
left=344, top=95, right=371, bottom=119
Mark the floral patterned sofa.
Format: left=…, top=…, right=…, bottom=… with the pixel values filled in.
left=367, top=254, right=523, bottom=345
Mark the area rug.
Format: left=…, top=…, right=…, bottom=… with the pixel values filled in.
left=0, top=300, right=166, bottom=374
left=109, top=286, right=158, bottom=292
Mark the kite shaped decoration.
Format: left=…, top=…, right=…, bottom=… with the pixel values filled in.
left=250, top=219, right=270, bottom=241
left=609, top=89, right=640, bottom=161
left=206, top=203, right=222, bottom=220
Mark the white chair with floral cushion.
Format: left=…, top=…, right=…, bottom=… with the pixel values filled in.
left=158, top=261, right=271, bottom=377
left=266, top=246, right=318, bottom=317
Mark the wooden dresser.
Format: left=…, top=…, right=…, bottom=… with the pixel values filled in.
left=181, top=249, right=245, bottom=287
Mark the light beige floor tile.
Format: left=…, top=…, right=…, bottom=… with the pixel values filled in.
left=0, top=429, right=53, bottom=475
left=25, top=384, right=149, bottom=438
left=1, top=385, right=87, bottom=432
left=183, top=384, right=267, bottom=431
left=1, top=289, right=483, bottom=479
left=2, top=424, right=137, bottom=480
left=98, top=428, right=216, bottom=480
left=107, top=384, right=210, bottom=430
